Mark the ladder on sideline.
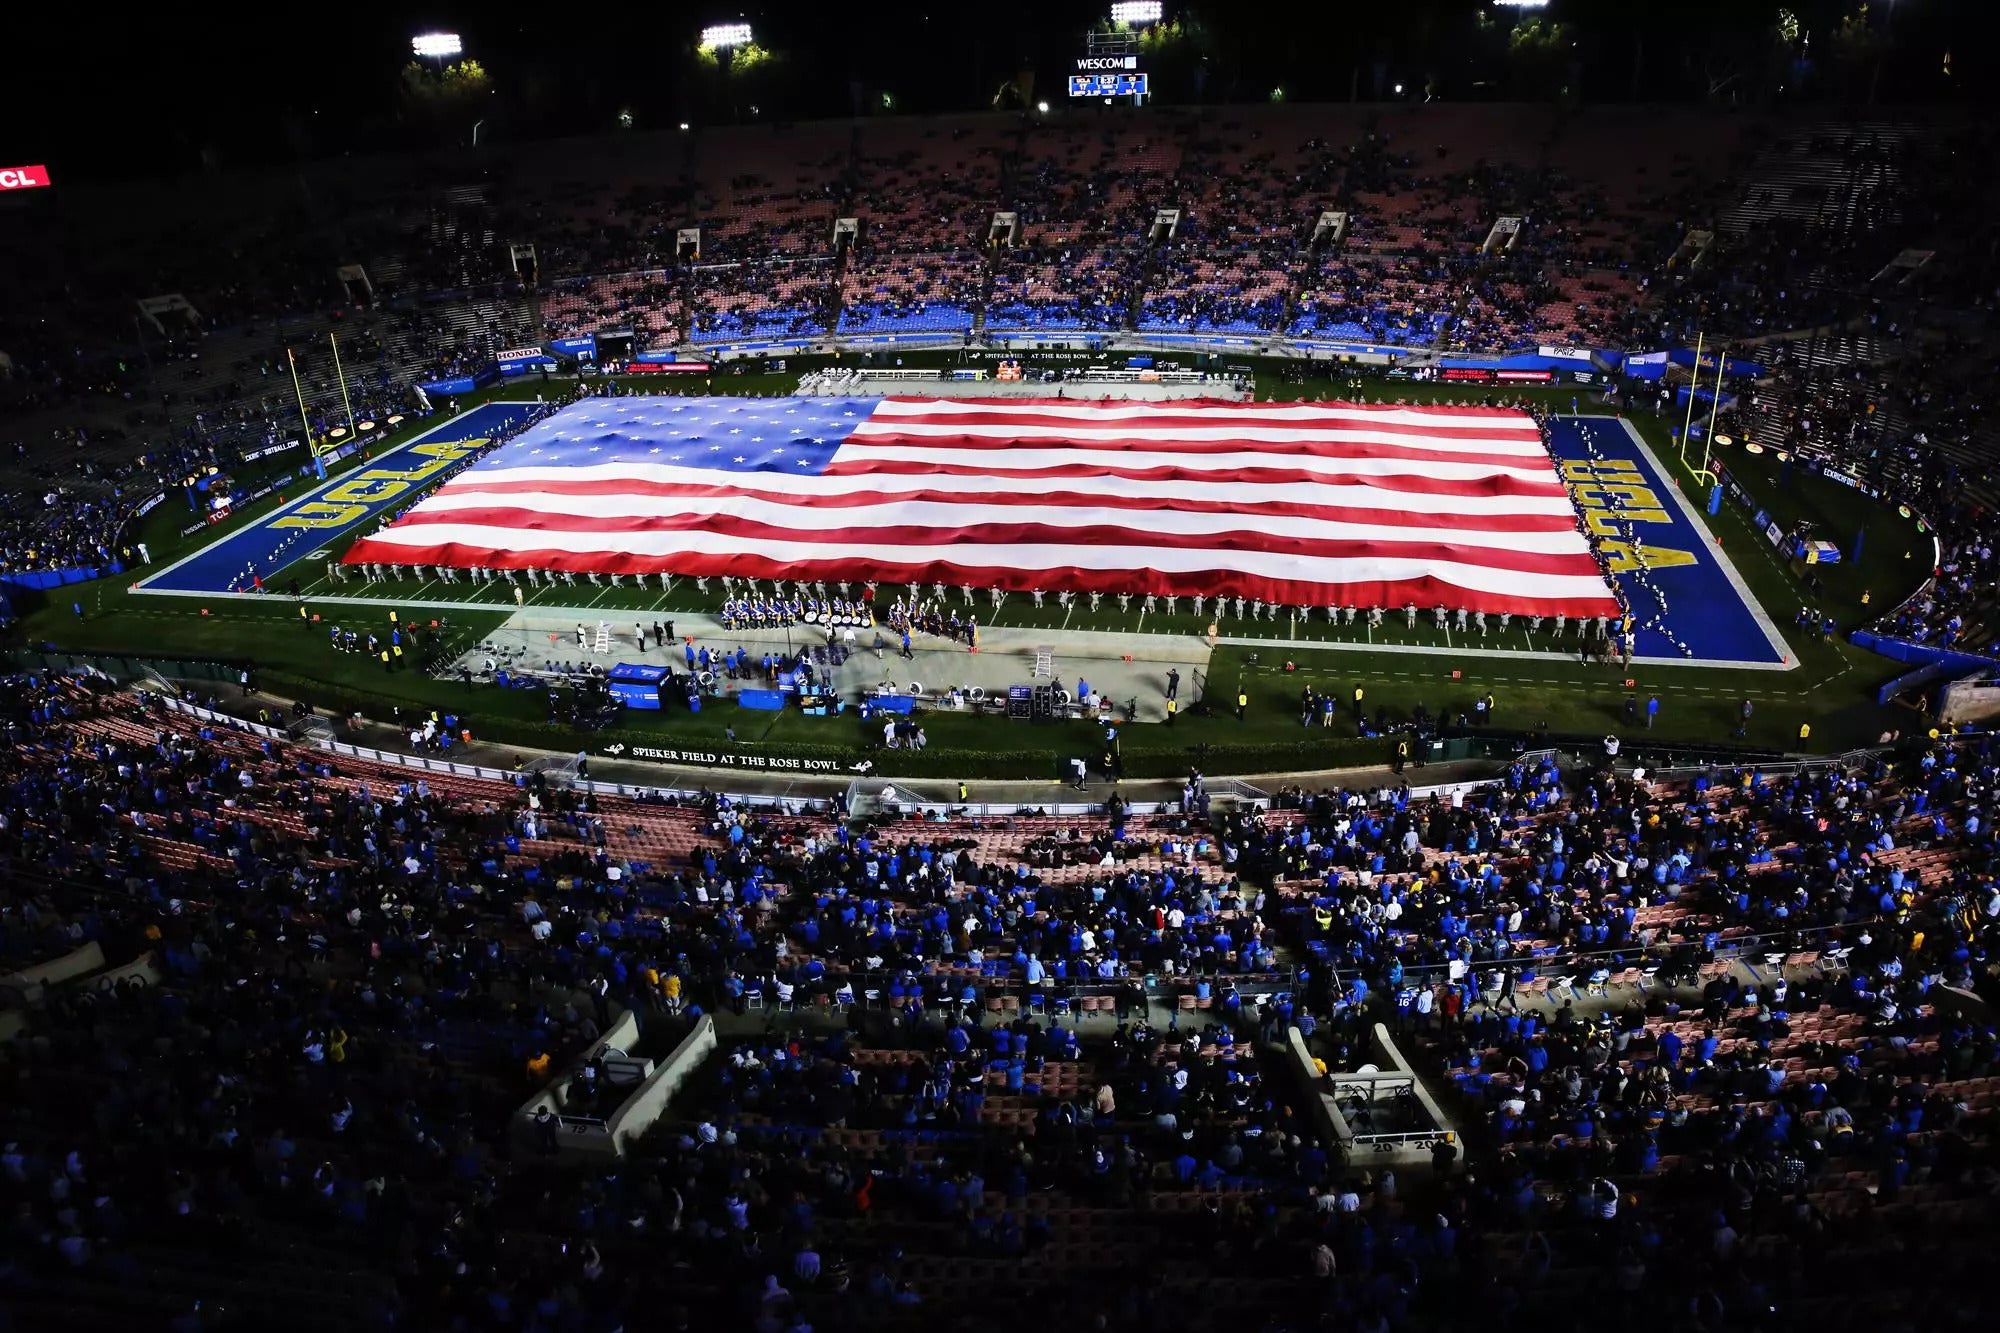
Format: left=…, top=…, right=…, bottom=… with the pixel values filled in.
left=1031, top=645, right=1055, bottom=679
left=593, top=621, right=612, bottom=655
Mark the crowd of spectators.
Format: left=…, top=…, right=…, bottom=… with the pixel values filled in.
left=4, top=103, right=1974, bottom=482
left=3, top=674, right=1998, bottom=1331
left=836, top=249, right=981, bottom=335
left=687, top=260, right=840, bottom=343
left=1243, top=746, right=2000, bottom=1326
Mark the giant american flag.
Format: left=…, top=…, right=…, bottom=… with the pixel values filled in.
left=342, top=395, right=1621, bottom=616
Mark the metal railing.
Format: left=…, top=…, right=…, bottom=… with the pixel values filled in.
left=1333, top=1074, right=1417, bottom=1101
left=1644, top=746, right=1888, bottom=780
left=743, top=964, right=1305, bottom=1010
left=1350, top=1129, right=1452, bottom=1149
left=1327, top=918, right=1866, bottom=995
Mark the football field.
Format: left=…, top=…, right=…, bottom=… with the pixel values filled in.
left=21, top=376, right=1928, bottom=774
left=134, top=402, right=544, bottom=596
left=139, top=404, right=1789, bottom=673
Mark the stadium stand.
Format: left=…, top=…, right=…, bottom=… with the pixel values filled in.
left=0, top=102, right=1991, bottom=655
left=11, top=64, right=2000, bottom=1333
left=3, top=676, right=1998, bottom=1332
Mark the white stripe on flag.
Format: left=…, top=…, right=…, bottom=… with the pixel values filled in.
left=352, top=524, right=1614, bottom=601
left=399, top=492, right=1595, bottom=554
left=442, top=465, right=1581, bottom=516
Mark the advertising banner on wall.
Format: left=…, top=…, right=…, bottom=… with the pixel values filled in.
left=625, top=361, right=712, bottom=375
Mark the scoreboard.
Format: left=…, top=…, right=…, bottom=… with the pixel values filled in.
left=1069, top=72, right=1149, bottom=97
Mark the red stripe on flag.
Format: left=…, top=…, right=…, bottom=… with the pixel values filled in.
left=344, top=537, right=1623, bottom=617
left=375, top=506, right=1604, bottom=577
left=421, top=479, right=1577, bottom=531
left=819, top=459, right=1570, bottom=496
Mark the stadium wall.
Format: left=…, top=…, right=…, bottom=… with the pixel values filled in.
left=1848, top=631, right=1996, bottom=676
left=1939, top=674, right=2000, bottom=729
left=609, top=1015, right=719, bottom=1156
left=0, top=562, right=125, bottom=596
left=511, top=1008, right=643, bottom=1160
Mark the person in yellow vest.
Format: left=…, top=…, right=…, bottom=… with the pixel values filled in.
left=380, top=648, right=392, bottom=672
left=299, top=603, right=310, bottom=626
left=1236, top=689, right=1248, bottom=720
left=526, top=1050, right=552, bottom=1083
left=1353, top=685, right=1365, bottom=716
left=1394, top=738, right=1409, bottom=775
left=392, top=644, right=405, bottom=669
left=1797, top=721, right=1811, bottom=744
left=663, top=972, right=683, bottom=1014
left=389, top=609, right=398, bottom=625
left=1313, top=903, right=1334, bottom=933
left=1165, top=696, right=1177, bottom=725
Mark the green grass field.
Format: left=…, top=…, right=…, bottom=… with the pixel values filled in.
left=4, top=360, right=1933, bottom=779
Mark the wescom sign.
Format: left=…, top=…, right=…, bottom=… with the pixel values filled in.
left=0, top=165, right=51, bottom=190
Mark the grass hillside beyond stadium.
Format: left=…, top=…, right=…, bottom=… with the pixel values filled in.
left=5, top=360, right=1935, bottom=779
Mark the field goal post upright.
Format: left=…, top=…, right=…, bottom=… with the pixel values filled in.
left=1677, top=331, right=1704, bottom=476
left=287, top=346, right=340, bottom=478
left=1694, top=342, right=1729, bottom=488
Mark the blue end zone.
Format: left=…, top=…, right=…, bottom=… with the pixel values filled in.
left=1545, top=416, right=1788, bottom=667
left=137, top=403, right=543, bottom=595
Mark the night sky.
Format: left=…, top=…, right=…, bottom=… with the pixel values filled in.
left=0, top=0, right=1978, bottom=184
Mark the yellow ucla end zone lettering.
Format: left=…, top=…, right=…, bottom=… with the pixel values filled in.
left=1546, top=416, right=1789, bottom=666
left=1560, top=459, right=1697, bottom=573
left=268, top=439, right=487, bottom=530
left=135, top=404, right=543, bottom=595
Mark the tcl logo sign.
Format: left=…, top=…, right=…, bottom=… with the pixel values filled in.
left=0, top=165, right=50, bottom=190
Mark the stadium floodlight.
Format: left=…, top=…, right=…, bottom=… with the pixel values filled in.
left=1110, top=1, right=1163, bottom=24
left=700, top=22, right=754, bottom=50
left=412, top=32, right=463, bottom=59
left=1492, top=0, right=1550, bottom=7
left=1037, top=100, right=1050, bottom=113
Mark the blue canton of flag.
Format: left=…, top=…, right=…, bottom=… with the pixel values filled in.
left=470, top=397, right=855, bottom=478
